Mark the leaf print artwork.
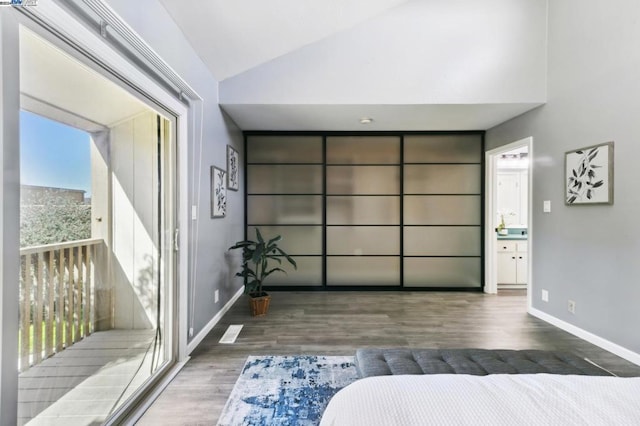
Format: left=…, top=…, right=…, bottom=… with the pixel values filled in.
left=228, top=155, right=238, bottom=188
left=211, top=166, right=227, bottom=217
left=227, top=145, right=239, bottom=191
left=565, top=142, right=613, bottom=205
left=216, top=170, right=226, bottom=210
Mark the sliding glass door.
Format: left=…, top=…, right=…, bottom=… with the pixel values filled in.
left=325, top=136, right=401, bottom=286
left=16, top=26, right=177, bottom=426
left=246, top=136, right=324, bottom=286
left=403, top=135, right=483, bottom=287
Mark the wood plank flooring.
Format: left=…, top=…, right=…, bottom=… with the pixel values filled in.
left=137, top=290, right=640, bottom=425
left=18, top=329, right=156, bottom=426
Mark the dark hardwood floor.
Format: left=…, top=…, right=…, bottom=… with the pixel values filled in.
left=136, top=290, right=640, bottom=425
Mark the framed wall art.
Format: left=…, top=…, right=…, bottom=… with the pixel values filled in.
left=565, top=141, right=613, bottom=205
left=211, top=166, right=227, bottom=218
left=227, top=145, right=239, bottom=191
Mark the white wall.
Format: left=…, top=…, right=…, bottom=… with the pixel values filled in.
left=110, top=112, right=159, bottom=329
left=104, top=0, right=244, bottom=341
left=220, top=0, right=547, bottom=105
left=486, top=0, right=640, bottom=355
left=90, top=131, right=113, bottom=330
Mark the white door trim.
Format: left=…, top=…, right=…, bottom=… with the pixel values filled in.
left=484, top=137, right=533, bottom=308
left=0, top=10, right=22, bottom=424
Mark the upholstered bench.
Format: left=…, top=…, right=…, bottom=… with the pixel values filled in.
left=355, top=348, right=612, bottom=378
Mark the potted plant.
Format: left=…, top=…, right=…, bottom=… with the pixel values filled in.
left=496, top=211, right=515, bottom=236
left=496, top=214, right=509, bottom=236
left=228, top=228, right=297, bottom=316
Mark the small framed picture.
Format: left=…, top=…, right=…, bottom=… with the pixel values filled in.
left=227, top=145, right=239, bottom=191
left=565, top=142, right=614, bottom=205
left=211, top=166, right=227, bottom=218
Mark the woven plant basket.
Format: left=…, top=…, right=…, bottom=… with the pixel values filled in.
left=249, top=294, right=271, bottom=316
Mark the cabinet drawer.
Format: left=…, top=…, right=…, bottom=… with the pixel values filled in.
left=497, top=241, right=516, bottom=252
left=516, top=241, right=528, bottom=252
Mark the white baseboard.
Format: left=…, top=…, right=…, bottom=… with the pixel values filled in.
left=529, top=307, right=640, bottom=366
left=187, top=287, right=244, bottom=354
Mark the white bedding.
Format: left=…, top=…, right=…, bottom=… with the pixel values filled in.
left=320, top=374, right=640, bottom=426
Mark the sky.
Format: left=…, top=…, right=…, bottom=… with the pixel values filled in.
left=20, top=110, right=91, bottom=196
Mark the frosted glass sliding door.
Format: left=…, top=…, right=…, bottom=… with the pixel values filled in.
left=245, top=132, right=484, bottom=289
left=246, top=136, right=323, bottom=286
left=326, top=136, right=401, bottom=286
left=403, top=134, right=483, bottom=288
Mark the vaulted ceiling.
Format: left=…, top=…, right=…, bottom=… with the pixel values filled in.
left=158, top=0, right=548, bottom=131
left=158, top=0, right=412, bottom=81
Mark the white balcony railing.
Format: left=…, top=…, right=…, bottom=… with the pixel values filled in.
left=19, top=238, right=102, bottom=372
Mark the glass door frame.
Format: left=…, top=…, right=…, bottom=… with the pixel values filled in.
left=1, top=2, right=191, bottom=424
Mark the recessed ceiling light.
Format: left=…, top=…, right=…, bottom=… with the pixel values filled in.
left=359, top=117, right=373, bottom=124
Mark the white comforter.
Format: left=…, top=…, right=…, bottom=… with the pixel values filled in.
left=320, top=374, right=640, bottom=426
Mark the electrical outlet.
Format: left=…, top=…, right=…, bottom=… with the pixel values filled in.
left=188, top=327, right=194, bottom=337
left=541, top=289, right=549, bottom=302
left=191, top=205, right=197, bottom=220
left=215, top=289, right=219, bottom=303
left=568, top=300, right=576, bottom=314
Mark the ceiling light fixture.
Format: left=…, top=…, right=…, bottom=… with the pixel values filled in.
left=359, top=117, right=373, bottom=124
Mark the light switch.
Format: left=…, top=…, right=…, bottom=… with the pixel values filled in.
left=543, top=200, right=551, bottom=213
left=191, top=205, right=198, bottom=220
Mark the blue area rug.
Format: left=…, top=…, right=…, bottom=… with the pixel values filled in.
left=217, top=355, right=357, bottom=426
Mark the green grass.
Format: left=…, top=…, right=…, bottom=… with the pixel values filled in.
left=19, top=321, right=87, bottom=356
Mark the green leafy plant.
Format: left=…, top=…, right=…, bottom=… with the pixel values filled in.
left=496, top=211, right=514, bottom=233
left=228, top=228, right=297, bottom=297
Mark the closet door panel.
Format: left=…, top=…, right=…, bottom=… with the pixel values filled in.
left=327, top=257, right=400, bottom=286
left=404, top=196, right=481, bottom=225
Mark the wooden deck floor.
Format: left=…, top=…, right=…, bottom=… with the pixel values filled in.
left=19, top=329, right=157, bottom=426
left=137, top=290, right=640, bottom=425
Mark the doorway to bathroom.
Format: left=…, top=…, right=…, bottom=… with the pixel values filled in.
left=485, top=138, right=532, bottom=306
left=495, top=145, right=529, bottom=291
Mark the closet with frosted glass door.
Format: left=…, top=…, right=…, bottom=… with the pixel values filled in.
left=244, top=132, right=483, bottom=289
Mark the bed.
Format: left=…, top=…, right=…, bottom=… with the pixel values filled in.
left=320, top=373, right=640, bottom=425
left=320, top=348, right=640, bottom=425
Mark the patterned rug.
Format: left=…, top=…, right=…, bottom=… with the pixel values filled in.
left=217, top=355, right=357, bottom=426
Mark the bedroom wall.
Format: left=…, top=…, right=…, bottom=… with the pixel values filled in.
left=104, top=0, right=245, bottom=344
left=486, top=0, right=640, bottom=357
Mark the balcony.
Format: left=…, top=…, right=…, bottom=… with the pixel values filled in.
left=17, top=239, right=159, bottom=425
left=19, top=238, right=103, bottom=372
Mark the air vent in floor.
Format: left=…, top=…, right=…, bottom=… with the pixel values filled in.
left=219, top=324, right=243, bottom=344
